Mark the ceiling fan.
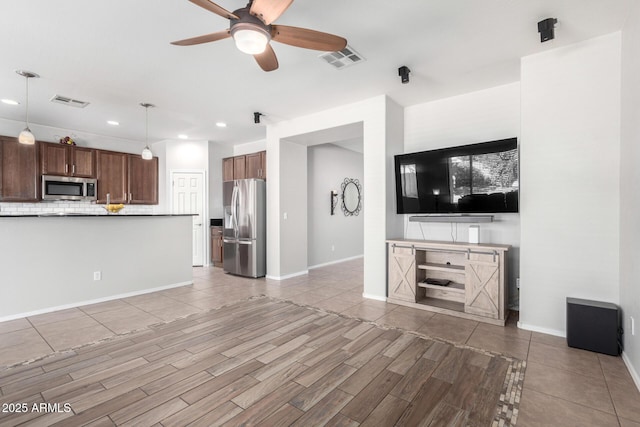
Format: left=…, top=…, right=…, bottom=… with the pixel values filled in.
left=171, top=0, right=347, bottom=72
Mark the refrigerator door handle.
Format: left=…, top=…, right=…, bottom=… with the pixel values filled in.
left=223, top=238, right=236, bottom=244
left=238, top=240, right=253, bottom=245
left=231, top=185, right=239, bottom=235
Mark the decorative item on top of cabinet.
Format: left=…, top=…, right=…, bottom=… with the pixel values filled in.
left=0, top=135, right=39, bottom=202
left=223, top=151, right=266, bottom=181
left=40, top=141, right=95, bottom=178
left=211, top=226, right=223, bottom=267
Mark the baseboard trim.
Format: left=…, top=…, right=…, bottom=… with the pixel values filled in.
left=517, top=322, right=640, bottom=392
left=266, top=270, right=309, bottom=281
left=0, top=281, right=193, bottom=323
left=516, top=321, right=565, bottom=338
left=363, top=293, right=387, bottom=302
left=308, top=255, right=364, bottom=270
left=622, top=351, right=640, bottom=392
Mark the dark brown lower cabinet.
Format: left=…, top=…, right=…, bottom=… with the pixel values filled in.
left=211, top=226, right=223, bottom=267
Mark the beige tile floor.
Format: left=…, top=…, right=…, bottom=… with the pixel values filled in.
left=1, top=258, right=639, bottom=426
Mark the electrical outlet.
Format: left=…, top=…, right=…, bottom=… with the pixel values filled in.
left=631, top=316, right=636, bottom=336
left=93, top=271, right=101, bottom=281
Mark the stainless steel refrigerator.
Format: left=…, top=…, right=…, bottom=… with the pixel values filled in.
left=223, top=179, right=266, bottom=278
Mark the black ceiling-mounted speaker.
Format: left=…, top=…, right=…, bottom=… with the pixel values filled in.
left=398, top=66, right=410, bottom=84
left=538, top=18, right=558, bottom=43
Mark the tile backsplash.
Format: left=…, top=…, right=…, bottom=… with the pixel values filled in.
left=0, top=201, right=155, bottom=215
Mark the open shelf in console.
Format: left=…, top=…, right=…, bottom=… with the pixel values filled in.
left=418, top=297, right=465, bottom=313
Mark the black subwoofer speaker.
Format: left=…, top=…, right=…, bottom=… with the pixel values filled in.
left=566, top=297, right=622, bottom=356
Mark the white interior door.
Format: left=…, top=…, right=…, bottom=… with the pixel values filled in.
left=172, top=171, right=205, bottom=266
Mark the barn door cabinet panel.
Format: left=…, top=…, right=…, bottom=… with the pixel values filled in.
left=387, top=239, right=510, bottom=326
left=0, top=136, right=39, bottom=202
left=40, top=142, right=95, bottom=178
left=388, top=245, right=417, bottom=302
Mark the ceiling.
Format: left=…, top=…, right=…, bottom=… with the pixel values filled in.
left=0, top=0, right=632, bottom=148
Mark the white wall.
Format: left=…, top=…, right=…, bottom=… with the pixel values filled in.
left=208, top=141, right=233, bottom=219
left=279, top=140, right=308, bottom=276
left=234, top=140, right=266, bottom=156
left=0, top=216, right=192, bottom=320
left=403, top=83, right=521, bottom=307
left=519, top=33, right=621, bottom=336
left=157, top=139, right=210, bottom=264
left=620, top=3, right=640, bottom=386
left=307, top=144, right=364, bottom=267
left=266, top=95, right=404, bottom=298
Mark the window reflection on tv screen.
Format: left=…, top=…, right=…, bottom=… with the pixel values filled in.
left=395, top=138, right=519, bottom=214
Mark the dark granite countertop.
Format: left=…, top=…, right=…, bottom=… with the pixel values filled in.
left=0, top=213, right=196, bottom=218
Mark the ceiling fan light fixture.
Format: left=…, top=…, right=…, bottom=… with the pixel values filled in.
left=231, top=25, right=270, bottom=55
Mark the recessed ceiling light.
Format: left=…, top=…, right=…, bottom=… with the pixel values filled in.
left=1, top=99, right=19, bottom=105
left=216, top=122, right=227, bottom=128
left=178, top=134, right=188, bottom=140
left=107, top=120, right=119, bottom=126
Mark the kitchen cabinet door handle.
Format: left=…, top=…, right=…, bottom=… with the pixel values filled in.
left=65, top=164, right=68, bottom=174
left=72, top=165, right=76, bottom=175
left=128, top=193, right=132, bottom=202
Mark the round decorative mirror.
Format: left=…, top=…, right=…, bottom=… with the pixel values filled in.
left=341, top=178, right=362, bottom=216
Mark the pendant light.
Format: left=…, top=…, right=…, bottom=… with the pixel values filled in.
left=140, top=102, right=155, bottom=160
left=16, top=70, right=39, bottom=145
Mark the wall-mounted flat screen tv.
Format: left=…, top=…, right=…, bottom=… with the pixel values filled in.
left=395, top=138, right=519, bottom=214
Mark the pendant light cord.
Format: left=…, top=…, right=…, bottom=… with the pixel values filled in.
left=145, top=104, right=148, bottom=145
left=25, top=75, right=30, bottom=128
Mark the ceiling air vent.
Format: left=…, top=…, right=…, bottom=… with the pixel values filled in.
left=319, top=45, right=365, bottom=70
left=50, top=95, right=90, bottom=108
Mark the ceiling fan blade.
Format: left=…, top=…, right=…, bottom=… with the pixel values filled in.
left=250, top=0, right=294, bottom=25
left=254, top=44, right=279, bottom=72
left=272, top=25, right=347, bottom=52
left=188, top=0, right=238, bottom=20
left=171, top=30, right=231, bottom=46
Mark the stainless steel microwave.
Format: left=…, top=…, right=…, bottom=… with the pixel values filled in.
left=42, top=175, right=97, bottom=201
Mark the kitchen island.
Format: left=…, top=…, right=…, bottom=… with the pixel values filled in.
left=0, top=214, right=193, bottom=320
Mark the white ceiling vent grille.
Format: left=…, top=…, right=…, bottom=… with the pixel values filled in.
left=319, top=45, right=365, bottom=70
left=50, top=95, right=90, bottom=108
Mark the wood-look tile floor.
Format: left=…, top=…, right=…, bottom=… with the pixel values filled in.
left=0, top=297, right=512, bottom=426
left=0, top=259, right=639, bottom=426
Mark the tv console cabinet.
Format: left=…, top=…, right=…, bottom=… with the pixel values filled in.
left=387, top=239, right=510, bottom=326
